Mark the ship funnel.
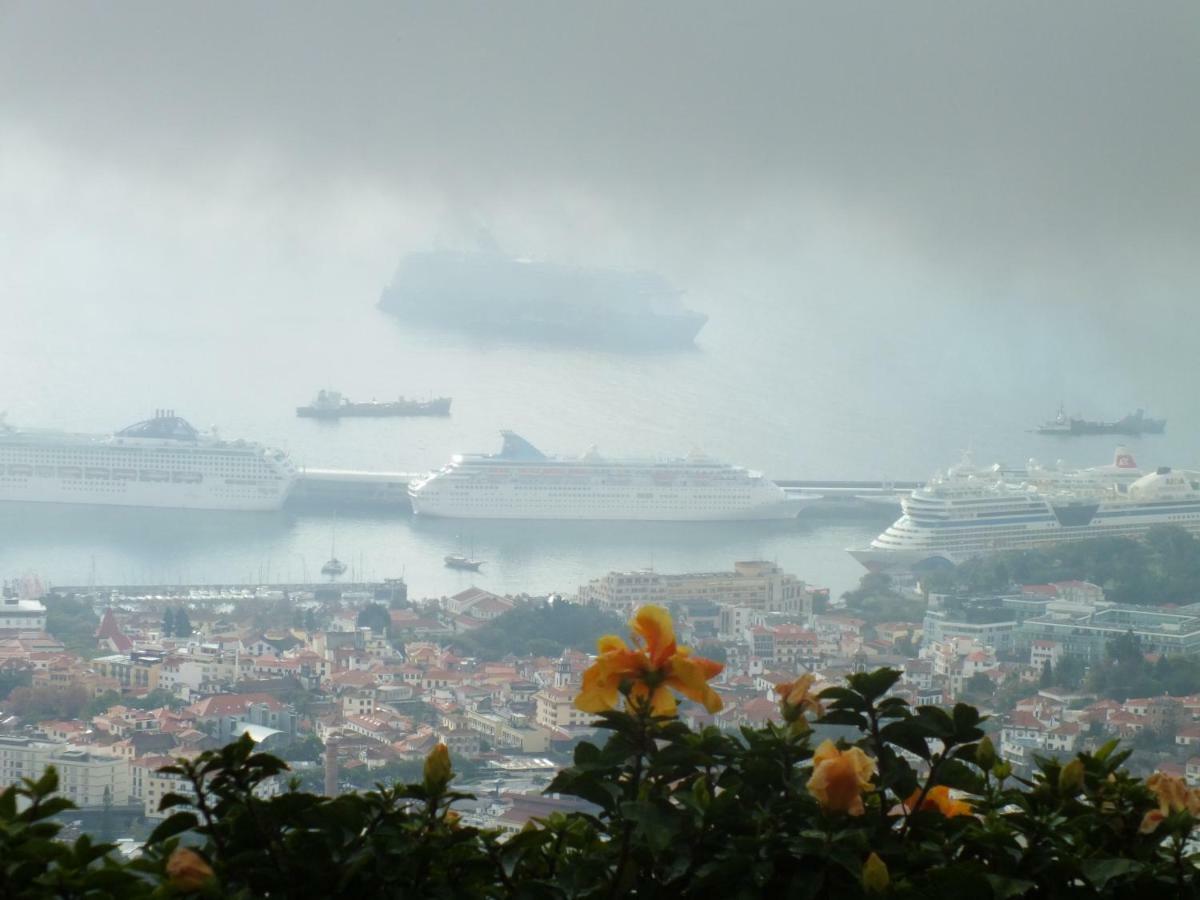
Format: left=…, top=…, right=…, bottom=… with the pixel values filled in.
left=1114, top=447, right=1137, bottom=469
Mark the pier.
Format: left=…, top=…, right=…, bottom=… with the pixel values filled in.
left=290, top=468, right=418, bottom=508
left=290, top=469, right=917, bottom=511
left=46, top=579, right=409, bottom=604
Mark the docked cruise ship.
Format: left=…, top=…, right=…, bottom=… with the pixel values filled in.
left=849, top=448, right=1200, bottom=572
left=408, top=432, right=812, bottom=520
left=0, top=411, right=296, bottom=511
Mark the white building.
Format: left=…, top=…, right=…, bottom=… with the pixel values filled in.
left=580, top=561, right=817, bottom=622
left=0, top=596, right=47, bottom=632
left=0, top=736, right=131, bottom=807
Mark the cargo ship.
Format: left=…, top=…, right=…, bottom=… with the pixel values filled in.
left=378, top=250, right=707, bottom=349
left=1035, top=405, right=1165, bottom=436
left=297, top=390, right=451, bottom=419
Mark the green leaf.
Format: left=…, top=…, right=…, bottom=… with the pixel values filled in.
left=145, top=811, right=199, bottom=845
left=984, top=874, right=1036, bottom=899
left=1079, top=858, right=1141, bottom=889
left=816, top=709, right=868, bottom=728
left=1094, top=738, right=1120, bottom=762
left=847, top=668, right=903, bottom=702
left=914, top=706, right=956, bottom=740
left=879, top=720, right=932, bottom=761
left=818, top=687, right=866, bottom=710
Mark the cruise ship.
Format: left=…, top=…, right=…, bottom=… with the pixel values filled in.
left=848, top=448, right=1200, bottom=572
left=0, top=411, right=296, bottom=511
left=408, top=431, right=812, bottom=520
left=378, top=250, right=708, bottom=349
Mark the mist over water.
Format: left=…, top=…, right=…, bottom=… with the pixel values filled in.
left=3, top=279, right=1196, bottom=597
left=2, top=1, right=1198, bottom=597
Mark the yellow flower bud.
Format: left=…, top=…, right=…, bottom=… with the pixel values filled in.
left=862, top=852, right=890, bottom=893
left=993, top=761, right=1012, bottom=781
left=166, top=847, right=214, bottom=892
left=1059, top=759, right=1085, bottom=795
left=976, top=736, right=996, bottom=771
left=424, top=743, right=453, bottom=789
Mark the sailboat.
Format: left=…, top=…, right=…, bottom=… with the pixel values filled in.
left=444, top=536, right=483, bottom=571
left=321, top=515, right=347, bottom=577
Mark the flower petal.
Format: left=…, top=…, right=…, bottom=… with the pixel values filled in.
left=597, top=634, right=629, bottom=655
left=665, top=654, right=724, bottom=712
left=631, top=605, right=677, bottom=667
left=575, top=648, right=644, bottom=712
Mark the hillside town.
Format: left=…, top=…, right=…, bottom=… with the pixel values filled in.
left=3, top=559, right=1200, bottom=836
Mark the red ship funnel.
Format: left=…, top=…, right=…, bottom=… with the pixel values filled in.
left=1114, top=447, right=1137, bottom=469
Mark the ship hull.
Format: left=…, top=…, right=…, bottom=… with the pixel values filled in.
left=0, top=477, right=289, bottom=511
left=850, top=508, right=1200, bottom=572
left=1068, top=421, right=1166, bottom=436
left=297, top=399, right=451, bottom=418
left=410, top=494, right=814, bottom=522
left=847, top=547, right=964, bottom=573
left=381, top=291, right=706, bottom=349
left=378, top=251, right=707, bottom=349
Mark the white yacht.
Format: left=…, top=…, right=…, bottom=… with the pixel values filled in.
left=409, top=431, right=812, bottom=521
left=0, top=410, right=296, bottom=511
left=849, top=448, right=1199, bottom=572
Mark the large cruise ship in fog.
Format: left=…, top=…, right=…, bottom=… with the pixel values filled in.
left=0, top=411, right=296, bottom=511
left=378, top=250, right=707, bottom=349
left=849, top=449, right=1200, bottom=572
left=409, top=431, right=810, bottom=520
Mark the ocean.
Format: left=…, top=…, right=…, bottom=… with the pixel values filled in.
left=4, top=265, right=1194, bottom=601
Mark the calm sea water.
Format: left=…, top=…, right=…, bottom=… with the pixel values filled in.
left=4, top=269, right=1194, bottom=599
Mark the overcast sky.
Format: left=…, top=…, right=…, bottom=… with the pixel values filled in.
left=2, top=1, right=1198, bottom=330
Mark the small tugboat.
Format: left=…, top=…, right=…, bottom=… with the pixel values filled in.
left=444, top=554, right=484, bottom=571
left=1036, top=404, right=1166, bottom=436
left=1035, top=404, right=1073, bottom=435
left=297, top=389, right=451, bottom=419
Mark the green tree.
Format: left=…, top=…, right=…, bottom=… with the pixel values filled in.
left=0, top=666, right=32, bottom=700
left=128, top=688, right=184, bottom=711
left=161, top=607, right=176, bottom=637
left=1039, top=659, right=1054, bottom=689
left=4, top=669, right=1200, bottom=898
left=449, top=599, right=623, bottom=660
left=174, top=608, right=193, bottom=638
left=355, top=602, right=391, bottom=636
left=964, top=672, right=997, bottom=701
left=43, top=595, right=100, bottom=656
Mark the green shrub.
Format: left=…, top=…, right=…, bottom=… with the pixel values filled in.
left=2, top=668, right=1198, bottom=898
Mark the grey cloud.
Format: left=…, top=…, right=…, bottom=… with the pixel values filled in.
left=1, top=0, right=1198, bottom=319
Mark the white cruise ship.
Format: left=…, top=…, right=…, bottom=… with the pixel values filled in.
left=849, top=448, right=1200, bottom=572
left=408, top=431, right=811, bottom=521
left=0, top=411, right=296, bottom=511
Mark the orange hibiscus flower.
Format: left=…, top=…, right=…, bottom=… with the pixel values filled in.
left=774, top=672, right=824, bottom=720
left=1140, top=772, right=1200, bottom=833
left=904, top=785, right=973, bottom=818
left=574, top=605, right=724, bottom=717
left=807, top=739, right=877, bottom=816
left=166, top=847, right=214, bottom=891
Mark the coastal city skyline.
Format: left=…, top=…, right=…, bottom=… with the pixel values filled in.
left=2, top=1, right=1199, bottom=882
